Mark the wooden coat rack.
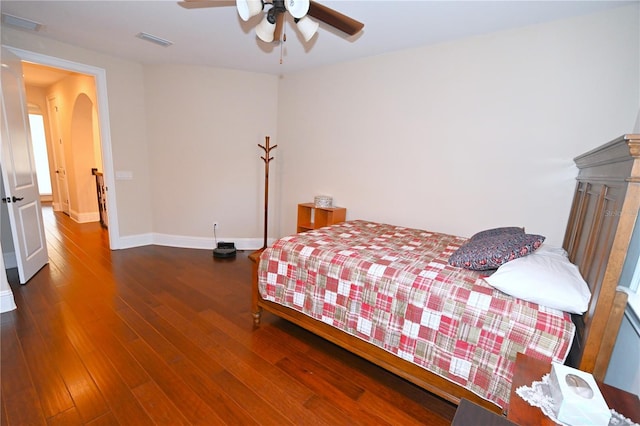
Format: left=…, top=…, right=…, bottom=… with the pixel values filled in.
left=258, top=136, right=277, bottom=249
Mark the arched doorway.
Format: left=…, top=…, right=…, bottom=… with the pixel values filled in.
left=68, top=93, right=105, bottom=224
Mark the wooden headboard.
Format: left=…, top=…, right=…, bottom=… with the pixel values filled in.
left=563, top=134, right=640, bottom=379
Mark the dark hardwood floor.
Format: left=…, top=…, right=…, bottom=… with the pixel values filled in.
left=1, top=208, right=457, bottom=425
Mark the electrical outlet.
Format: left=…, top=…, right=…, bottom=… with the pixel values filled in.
left=213, top=222, right=219, bottom=229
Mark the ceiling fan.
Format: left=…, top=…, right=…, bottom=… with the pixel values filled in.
left=179, top=0, right=364, bottom=43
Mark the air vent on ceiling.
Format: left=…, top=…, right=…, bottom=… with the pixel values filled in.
left=2, top=13, right=43, bottom=31
left=135, top=32, right=173, bottom=48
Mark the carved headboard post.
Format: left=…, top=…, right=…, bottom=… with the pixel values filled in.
left=563, top=134, right=640, bottom=377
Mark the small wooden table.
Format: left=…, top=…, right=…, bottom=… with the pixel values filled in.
left=508, top=353, right=640, bottom=425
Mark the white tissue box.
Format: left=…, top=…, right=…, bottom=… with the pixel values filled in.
left=548, top=363, right=611, bottom=426
left=314, top=195, right=333, bottom=208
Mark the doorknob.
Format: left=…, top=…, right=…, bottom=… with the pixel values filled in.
left=0, top=197, right=21, bottom=203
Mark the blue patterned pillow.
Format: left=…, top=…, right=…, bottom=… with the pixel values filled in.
left=448, top=233, right=545, bottom=271
left=470, top=227, right=524, bottom=242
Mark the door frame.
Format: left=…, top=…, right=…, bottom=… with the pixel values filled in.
left=5, top=46, right=121, bottom=249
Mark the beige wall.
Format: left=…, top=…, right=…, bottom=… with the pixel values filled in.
left=2, top=4, right=638, bottom=249
left=143, top=64, right=278, bottom=243
left=276, top=4, right=640, bottom=245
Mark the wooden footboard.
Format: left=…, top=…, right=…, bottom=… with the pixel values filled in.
left=248, top=249, right=504, bottom=415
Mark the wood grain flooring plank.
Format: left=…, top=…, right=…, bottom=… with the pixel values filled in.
left=2, top=387, right=48, bottom=426
left=1, top=287, right=40, bottom=337
left=356, top=389, right=448, bottom=426
left=0, top=327, right=47, bottom=425
left=199, top=305, right=442, bottom=425
left=115, top=303, right=186, bottom=366
left=18, top=331, right=76, bottom=419
left=1, top=397, right=9, bottom=426
left=82, top=319, right=150, bottom=389
left=115, top=304, right=231, bottom=424
left=303, top=394, right=375, bottom=426
left=47, top=407, right=84, bottom=426
left=124, top=338, right=225, bottom=425
left=140, top=310, right=266, bottom=425
left=168, top=355, right=260, bottom=425
left=276, top=355, right=394, bottom=425
left=210, top=369, right=293, bottom=426
left=130, top=380, right=191, bottom=426
left=83, top=412, right=120, bottom=426
left=1, top=326, right=33, bottom=395
left=80, top=349, right=155, bottom=425
left=31, top=323, right=110, bottom=424
left=283, top=321, right=457, bottom=424
left=199, top=308, right=306, bottom=365
left=155, top=300, right=325, bottom=424
left=156, top=291, right=219, bottom=334
left=127, top=300, right=256, bottom=423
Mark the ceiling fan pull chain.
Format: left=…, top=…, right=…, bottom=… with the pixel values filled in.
left=280, top=27, right=286, bottom=64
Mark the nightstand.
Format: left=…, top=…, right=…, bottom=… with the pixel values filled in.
left=296, top=203, right=346, bottom=232
left=507, top=353, right=640, bottom=425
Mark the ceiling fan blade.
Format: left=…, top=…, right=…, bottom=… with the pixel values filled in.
left=178, top=0, right=235, bottom=9
left=307, top=1, right=364, bottom=36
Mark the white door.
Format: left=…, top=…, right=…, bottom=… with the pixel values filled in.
left=46, top=96, right=70, bottom=214
left=1, top=47, right=49, bottom=284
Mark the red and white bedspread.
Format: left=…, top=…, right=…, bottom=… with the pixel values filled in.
left=257, top=220, right=575, bottom=409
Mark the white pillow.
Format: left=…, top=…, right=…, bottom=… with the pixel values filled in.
left=483, top=244, right=591, bottom=314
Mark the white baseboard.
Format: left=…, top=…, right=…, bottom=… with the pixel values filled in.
left=117, top=233, right=154, bottom=249
left=116, top=232, right=271, bottom=251
left=152, top=233, right=268, bottom=251
left=70, top=210, right=100, bottom=224
left=1, top=289, right=17, bottom=313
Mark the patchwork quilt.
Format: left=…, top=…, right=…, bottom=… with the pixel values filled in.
left=258, top=220, right=575, bottom=409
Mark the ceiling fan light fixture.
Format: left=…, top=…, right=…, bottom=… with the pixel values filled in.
left=284, top=0, right=309, bottom=19
left=236, top=0, right=263, bottom=21
left=255, top=13, right=276, bottom=42
left=295, top=16, right=319, bottom=42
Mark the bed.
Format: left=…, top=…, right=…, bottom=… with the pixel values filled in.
left=250, top=134, right=640, bottom=414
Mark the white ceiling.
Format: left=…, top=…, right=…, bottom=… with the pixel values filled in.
left=1, top=0, right=635, bottom=76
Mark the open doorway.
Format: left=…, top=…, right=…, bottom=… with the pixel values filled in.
left=23, top=62, right=106, bottom=227
left=5, top=46, right=120, bottom=250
